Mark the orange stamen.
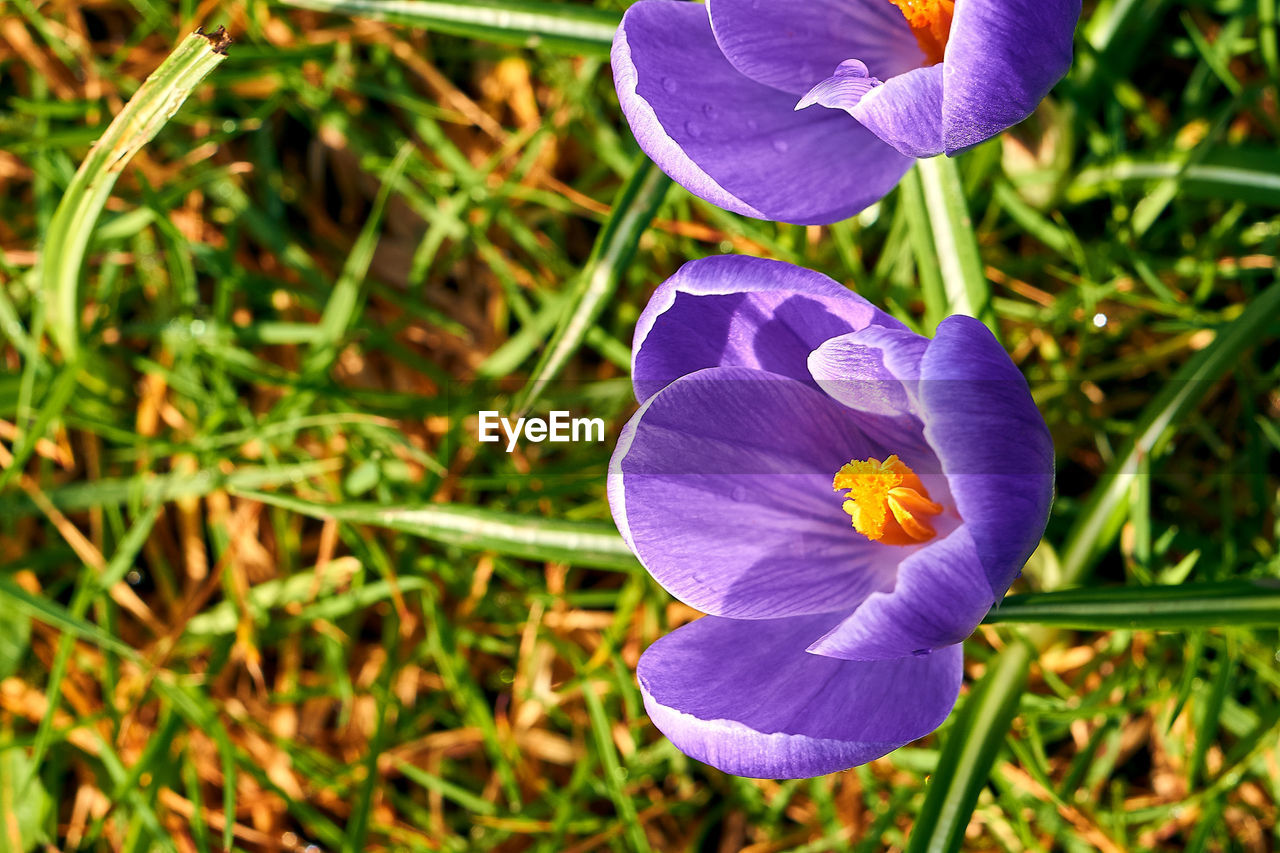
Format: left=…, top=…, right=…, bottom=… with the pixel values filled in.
left=886, top=0, right=955, bottom=66
left=833, top=454, right=944, bottom=545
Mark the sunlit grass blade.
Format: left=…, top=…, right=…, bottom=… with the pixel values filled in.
left=912, top=155, right=996, bottom=335
left=1069, top=151, right=1280, bottom=207
left=0, top=459, right=343, bottom=517
left=908, top=642, right=1032, bottom=853
left=239, top=490, right=639, bottom=570
left=984, top=580, right=1280, bottom=630
left=1059, top=278, right=1280, bottom=584
left=515, top=157, right=669, bottom=414
left=278, top=0, right=621, bottom=56
left=897, top=167, right=947, bottom=332
left=39, top=28, right=229, bottom=361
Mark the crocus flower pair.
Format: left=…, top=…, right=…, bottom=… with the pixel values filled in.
left=609, top=256, right=1052, bottom=778
left=612, top=0, right=1080, bottom=224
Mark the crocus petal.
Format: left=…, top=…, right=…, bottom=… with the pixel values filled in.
left=919, top=316, right=1054, bottom=599
left=941, top=0, right=1080, bottom=153
left=707, top=0, right=923, bottom=95
left=638, top=613, right=963, bottom=778
left=851, top=64, right=946, bottom=158
left=612, top=0, right=913, bottom=225
left=632, top=255, right=902, bottom=404
left=610, top=366, right=915, bottom=620
left=807, top=325, right=929, bottom=420
left=807, top=526, right=994, bottom=660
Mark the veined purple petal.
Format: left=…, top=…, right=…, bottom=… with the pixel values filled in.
left=632, top=256, right=903, bottom=404
left=610, top=366, right=921, bottom=620
left=638, top=613, right=963, bottom=778
left=919, top=316, right=1055, bottom=600
left=707, top=0, right=923, bottom=95
left=611, top=0, right=913, bottom=225
left=807, top=325, right=929, bottom=420
left=795, top=60, right=884, bottom=113
left=807, top=526, right=994, bottom=660
left=851, top=64, right=946, bottom=158
left=942, top=0, right=1080, bottom=153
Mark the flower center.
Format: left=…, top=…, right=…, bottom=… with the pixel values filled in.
left=832, top=454, right=943, bottom=545
left=886, top=0, right=954, bottom=65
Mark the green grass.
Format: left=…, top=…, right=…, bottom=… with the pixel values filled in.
left=1, top=0, right=1279, bottom=850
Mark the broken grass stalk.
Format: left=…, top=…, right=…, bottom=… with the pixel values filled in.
left=39, top=27, right=231, bottom=361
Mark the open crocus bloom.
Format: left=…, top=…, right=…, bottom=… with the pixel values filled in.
left=611, top=0, right=1080, bottom=224
left=609, top=256, right=1053, bottom=778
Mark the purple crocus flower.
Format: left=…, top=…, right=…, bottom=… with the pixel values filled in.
left=608, top=256, right=1053, bottom=778
left=611, top=0, right=1080, bottom=224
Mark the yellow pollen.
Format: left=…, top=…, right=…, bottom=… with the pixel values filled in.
left=886, top=0, right=955, bottom=65
left=833, top=454, right=944, bottom=545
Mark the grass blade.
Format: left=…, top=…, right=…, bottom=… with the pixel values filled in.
left=278, top=0, right=620, bottom=56
left=39, top=28, right=229, bottom=360
left=918, top=280, right=1280, bottom=850
left=515, top=156, right=669, bottom=414
left=1059, top=279, right=1280, bottom=585
left=913, top=156, right=996, bottom=335
left=898, top=167, right=947, bottom=332
left=984, top=580, right=1280, bottom=630
left=238, top=490, right=639, bottom=570
left=908, top=642, right=1032, bottom=853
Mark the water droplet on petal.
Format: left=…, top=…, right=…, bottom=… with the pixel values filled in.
left=662, top=76, right=678, bottom=93
left=702, top=102, right=717, bottom=118
left=772, top=138, right=790, bottom=154
left=745, top=118, right=759, bottom=132
left=912, top=648, right=931, bottom=656
left=731, top=486, right=747, bottom=502
left=684, top=120, right=702, bottom=138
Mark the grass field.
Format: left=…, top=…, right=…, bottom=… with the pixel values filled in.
left=1, top=0, right=1279, bottom=850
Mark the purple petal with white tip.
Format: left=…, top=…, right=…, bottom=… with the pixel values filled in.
left=611, top=0, right=912, bottom=225
left=638, top=613, right=963, bottom=778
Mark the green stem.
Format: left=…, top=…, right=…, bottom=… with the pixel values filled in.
left=912, top=155, right=997, bottom=335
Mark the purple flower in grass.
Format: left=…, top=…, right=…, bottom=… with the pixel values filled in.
left=612, top=0, right=1080, bottom=224
left=608, top=256, right=1052, bottom=778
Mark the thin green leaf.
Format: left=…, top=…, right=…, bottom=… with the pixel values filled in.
left=0, top=576, right=140, bottom=661
left=983, top=580, right=1280, bottom=630
left=1068, top=150, right=1280, bottom=208
left=1059, top=280, right=1280, bottom=585
left=238, top=489, right=639, bottom=570
left=0, top=459, right=342, bottom=517
left=913, top=156, right=997, bottom=335
left=277, top=0, right=620, bottom=56
left=582, top=680, right=651, bottom=852
left=301, top=144, right=414, bottom=381
left=898, top=167, right=947, bottom=333
left=908, top=642, right=1032, bottom=853
left=514, top=156, right=669, bottom=414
